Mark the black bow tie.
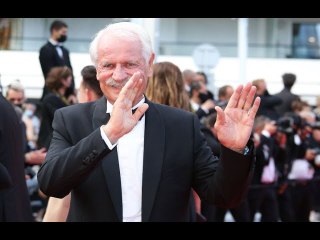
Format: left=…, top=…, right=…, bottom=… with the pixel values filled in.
left=107, top=108, right=144, bottom=121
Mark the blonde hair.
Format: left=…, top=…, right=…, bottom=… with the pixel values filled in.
left=146, top=62, right=191, bottom=111
left=46, top=66, right=72, bottom=91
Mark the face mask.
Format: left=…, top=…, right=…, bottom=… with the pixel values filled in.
left=57, top=35, right=67, bottom=43
left=24, top=109, right=34, bottom=118
left=199, top=93, right=210, bottom=103
left=14, top=103, right=23, bottom=109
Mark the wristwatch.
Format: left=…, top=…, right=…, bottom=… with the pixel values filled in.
left=243, top=146, right=250, bottom=156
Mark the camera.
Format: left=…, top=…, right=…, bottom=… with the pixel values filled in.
left=276, top=117, right=294, bottom=134
left=312, top=147, right=320, bottom=155
left=313, top=147, right=320, bottom=167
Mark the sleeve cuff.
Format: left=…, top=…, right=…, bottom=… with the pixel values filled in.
left=200, top=107, right=209, bottom=114
left=100, top=126, right=117, bottom=150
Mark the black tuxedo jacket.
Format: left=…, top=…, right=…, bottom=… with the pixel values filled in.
left=274, top=88, right=300, bottom=115
left=38, top=97, right=254, bottom=221
left=0, top=95, right=33, bottom=221
left=39, top=41, right=74, bottom=97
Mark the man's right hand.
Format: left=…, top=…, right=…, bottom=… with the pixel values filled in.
left=102, top=72, right=149, bottom=144
left=25, top=148, right=47, bottom=165
left=201, top=99, right=215, bottom=112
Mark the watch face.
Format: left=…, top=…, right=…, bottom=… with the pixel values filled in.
left=244, top=146, right=250, bottom=155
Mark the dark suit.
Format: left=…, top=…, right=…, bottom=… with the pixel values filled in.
left=39, top=41, right=74, bottom=99
left=274, top=88, right=300, bottom=116
left=257, top=92, right=282, bottom=121
left=0, top=94, right=33, bottom=221
left=37, top=97, right=254, bottom=222
left=248, top=134, right=280, bottom=222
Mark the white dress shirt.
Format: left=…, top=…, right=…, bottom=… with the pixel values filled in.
left=100, top=97, right=145, bottom=222
left=49, top=38, right=63, bottom=58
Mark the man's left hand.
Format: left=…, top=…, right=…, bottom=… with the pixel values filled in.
left=214, top=82, right=260, bottom=154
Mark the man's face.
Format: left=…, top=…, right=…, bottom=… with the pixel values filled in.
left=96, top=34, right=153, bottom=104
left=6, top=89, right=25, bottom=107
left=225, top=87, right=234, bottom=101
left=53, top=27, right=68, bottom=42
left=194, top=74, right=206, bottom=85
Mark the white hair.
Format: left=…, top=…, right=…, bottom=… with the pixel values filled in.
left=7, top=79, right=24, bottom=92
left=89, top=22, right=153, bottom=66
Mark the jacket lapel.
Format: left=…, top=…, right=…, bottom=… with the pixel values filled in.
left=92, top=97, right=108, bottom=129
left=92, top=97, right=123, bottom=221
left=142, top=100, right=165, bottom=221
left=101, top=148, right=122, bottom=221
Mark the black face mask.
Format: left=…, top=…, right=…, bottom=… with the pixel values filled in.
left=14, top=103, right=23, bottom=109
left=57, top=35, right=67, bottom=43
left=199, top=93, right=211, bottom=103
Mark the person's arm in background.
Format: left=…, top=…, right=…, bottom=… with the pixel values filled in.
left=43, top=194, right=71, bottom=222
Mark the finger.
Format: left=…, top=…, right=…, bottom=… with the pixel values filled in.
left=132, top=77, right=144, bottom=100
left=248, top=96, right=261, bottom=119
left=118, top=72, right=141, bottom=104
left=226, top=85, right=243, bottom=109
left=133, top=103, right=149, bottom=121
left=236, top=82, right=252, bottom=109
left=214, top=106, right=225, bottom=125
left=135, top=76, right=146, bottom=100
left=39, top=147, right=47, bottom=152
left=124, top=72, right=140, bottom=92
left=243, top=85, right=257, bottom=111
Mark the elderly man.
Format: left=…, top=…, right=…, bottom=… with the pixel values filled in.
left=38, top=22, right=260, bottom=222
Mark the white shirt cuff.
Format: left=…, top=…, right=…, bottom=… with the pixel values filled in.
left=200, top=107, right=209, bottom=114
left=100, top=126, right=117, bottom=150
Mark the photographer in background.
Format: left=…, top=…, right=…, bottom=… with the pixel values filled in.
left=279, top=113, right=315, bottom=221
left=189, top=80, right=215, bottom=120
left=304, top=123, right=320, bottom=221
left=252, top=79, right=282, bottom=121
left=274, top=114, right=305, bottom=222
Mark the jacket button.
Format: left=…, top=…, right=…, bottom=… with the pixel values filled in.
left=82, top=157, right=90, bottom=165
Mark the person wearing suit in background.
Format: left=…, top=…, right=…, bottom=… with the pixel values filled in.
left=42, top=65, right=103, bottom=222
left=37, top=22, right=260, bottom=222
left=0, top=93, right=33, bottom=221
left=37, top=66, right=73, bottom=150
left=274, top=73, right=300, bottom=116
left=39, top=20, right=75, bottom=101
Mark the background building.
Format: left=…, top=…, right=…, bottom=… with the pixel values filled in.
left=0, top=18, right=319, bottom=104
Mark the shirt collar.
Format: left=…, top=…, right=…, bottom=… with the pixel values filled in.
left=106, top=96, right=145, bottom=114
left=262, top=130, right=271, bottom=138
left=49, top=38, right=62, bottom=46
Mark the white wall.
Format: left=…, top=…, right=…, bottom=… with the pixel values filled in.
left=0, top=51, right=92, bottom=98
left=176, top=18, right=238, bottom=44
left=159, top=18, right=178, bottom=42
left=0, top=51, right=319, bottom=105
left=20, top=18, right=113, bottom=52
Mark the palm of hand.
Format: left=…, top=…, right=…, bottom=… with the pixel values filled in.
left=213, top=83, right=261, bottom=152
left=110, top=99, right=138, bottom=136
left=215, top=107, right=253, bottom=150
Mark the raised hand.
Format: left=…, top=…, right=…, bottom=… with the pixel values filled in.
left=102, top=72, right=149, bottom=144
left=214, top=82, right=261, bottom=153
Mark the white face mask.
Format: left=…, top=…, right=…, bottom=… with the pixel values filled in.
left=24, top=109, right=34, bottom=118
